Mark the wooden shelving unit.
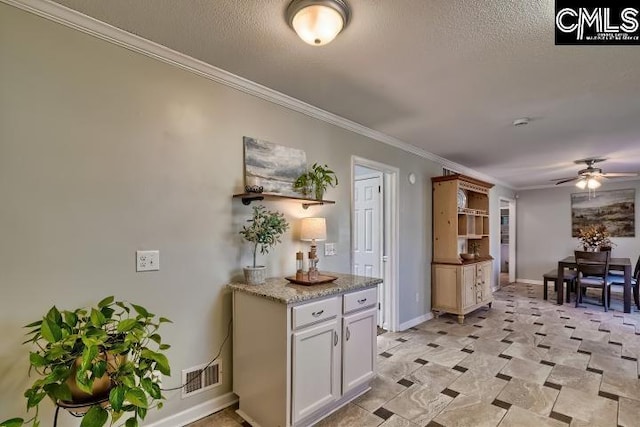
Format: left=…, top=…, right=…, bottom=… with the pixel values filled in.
left=431, top=174, right=495, bottom=324
left=232, top=192, right=335, bottom=209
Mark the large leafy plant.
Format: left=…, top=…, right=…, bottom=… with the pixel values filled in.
left=293, top=163, right=338, bottom=200
left=1, top=297, right=171, bottom=427
left=239, top=205, right=289, bottom=268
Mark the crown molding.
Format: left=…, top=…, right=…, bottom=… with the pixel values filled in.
left=3, top=0, right=513, bottom=189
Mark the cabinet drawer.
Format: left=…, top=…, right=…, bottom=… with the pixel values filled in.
left=343, top=287, right=377, bottom=314
left=292, top=297, right=339, bottom=330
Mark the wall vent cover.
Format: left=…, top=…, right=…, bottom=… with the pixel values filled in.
left=181, top=360, right=221, bottom=398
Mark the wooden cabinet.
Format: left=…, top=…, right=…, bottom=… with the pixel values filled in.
left=432, top=174, right=494, bottom=324
left=232, top=285, right=377, bottom=427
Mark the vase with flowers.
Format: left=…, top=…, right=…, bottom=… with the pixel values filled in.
left=578, top=224, right=614, bottom=251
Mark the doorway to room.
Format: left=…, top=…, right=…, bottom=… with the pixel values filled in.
left=351, top=157, right=399, bottom=332
left=499, top=197, right=516, bottom=287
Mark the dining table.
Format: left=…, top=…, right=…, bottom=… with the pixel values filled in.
left=557, top=256, right=633, bottom=313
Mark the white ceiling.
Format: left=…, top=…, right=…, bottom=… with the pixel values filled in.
left=51, top=0, right=640, bottom=189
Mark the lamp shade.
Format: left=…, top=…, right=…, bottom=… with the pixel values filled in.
left=287, top=0, right=350, bottom=46
left=301, top=217, right=327, bottom=241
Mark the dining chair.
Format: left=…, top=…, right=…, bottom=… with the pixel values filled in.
left=607, top=254, right=640, bottom=310
left=574, top=250, right=611, bottom=311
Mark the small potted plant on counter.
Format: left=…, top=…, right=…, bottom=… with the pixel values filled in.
left=1, top=297, right=171, bottom=427
left=293, top=163, right=338, bottom=200
left=239, top=205, right=289, bottom=285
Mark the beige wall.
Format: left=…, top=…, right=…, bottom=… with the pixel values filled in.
left=0, top=4, right=512, bottom=424
left=516, top=180, right=640, bottom=281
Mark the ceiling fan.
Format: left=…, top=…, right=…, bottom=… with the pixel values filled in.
left=552, top=158, right=639, bottom=189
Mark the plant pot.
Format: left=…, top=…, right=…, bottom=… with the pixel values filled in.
left=66, top=352, right=123, bottom=403
left=244, top=266, right=267, bottom=285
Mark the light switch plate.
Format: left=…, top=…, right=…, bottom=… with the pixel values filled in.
left=137, top=250, right=159, bottom=272
left=324, top=243, right=336, bottom=256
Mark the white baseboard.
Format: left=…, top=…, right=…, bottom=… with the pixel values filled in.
left=398, top=312, right=434, bottom=331
left=517, top=278, right=543, bottom=285
left=144, top=392, right=238, bottom=427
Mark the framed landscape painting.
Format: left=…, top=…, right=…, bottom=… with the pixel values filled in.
left=243, top=137, right=307, bottom=197
left=571, top=189, right=635, bottom=237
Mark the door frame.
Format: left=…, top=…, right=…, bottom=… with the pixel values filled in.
left=499, top=196, right=517, bottom=285
left=351, top=156, right=399, bottom=332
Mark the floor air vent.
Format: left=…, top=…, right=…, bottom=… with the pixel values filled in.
left=181, top=360, right=221, bottom=398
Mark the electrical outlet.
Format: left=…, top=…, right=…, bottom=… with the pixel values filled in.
left=324, top=243, right=336, bottom=256
left=136, top=250, right=159, bottom=272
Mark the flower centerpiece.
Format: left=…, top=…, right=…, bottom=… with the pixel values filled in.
left=578, top=224, right=614, bottom=251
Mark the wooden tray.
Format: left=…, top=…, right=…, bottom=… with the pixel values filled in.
left=285, top=274, right=338, bottom=286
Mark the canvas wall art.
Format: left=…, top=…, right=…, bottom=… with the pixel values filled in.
left=571, top=189, right=635, bottom=237
left=243, top=137, right=307, bottom=197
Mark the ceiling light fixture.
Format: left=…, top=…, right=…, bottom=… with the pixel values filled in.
left=587, top=177, right=601, bottom=189
left=575, top=178, right=587, bottom=189
left=286, top=0, right=351, bottom=46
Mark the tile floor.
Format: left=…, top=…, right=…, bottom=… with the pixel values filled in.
left=190, top=283, right=640, bottom=426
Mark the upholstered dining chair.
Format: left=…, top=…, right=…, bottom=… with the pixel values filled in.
left=607, top=254, right=640, bottom=310
left=575, top=250, right=611, bottom=311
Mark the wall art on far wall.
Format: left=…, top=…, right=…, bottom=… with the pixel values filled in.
left=571, top=189, right=635, bottom=237
left=244, top=136, right=307, bottom=197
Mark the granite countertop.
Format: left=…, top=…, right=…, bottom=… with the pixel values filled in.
left=228, top=272, right=383, bottom=304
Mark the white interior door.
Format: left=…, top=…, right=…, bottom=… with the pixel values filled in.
left=353, top=173, right=383, bottom=325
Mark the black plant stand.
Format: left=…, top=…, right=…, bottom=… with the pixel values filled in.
left=54, top=397, right=110, bottom=427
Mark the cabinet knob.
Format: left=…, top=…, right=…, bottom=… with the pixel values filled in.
left=357, top=298, right=367, bottom=304
left=346, top=327, right=351, bottom=341
left=334, top=330, right=338, bottom=346
left=312, top=310, right=324, bottom=317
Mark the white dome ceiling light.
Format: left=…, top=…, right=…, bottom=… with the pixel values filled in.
left=286, top=0, right=351, bottom=46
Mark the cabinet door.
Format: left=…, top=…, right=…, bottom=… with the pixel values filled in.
left=462, top=265, right=477, bottom=308
left=292, top=319, right=341, bottom=423
left=342, top=308, right=376, bottom=394
left=480, top=261, right=492, bottom=301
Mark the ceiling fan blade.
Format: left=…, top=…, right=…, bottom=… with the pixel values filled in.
left=554, top=177, right=580, bottom=185
left=550, top=176, right=577, bottom=181
left=602, top=172, right=639, bottom=177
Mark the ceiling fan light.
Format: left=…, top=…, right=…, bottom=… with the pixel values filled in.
left=587, top=178, right=601, bottom=189
left=575, top=179, right=587, bottom=189
left=287, top=0, right=350, bottom=46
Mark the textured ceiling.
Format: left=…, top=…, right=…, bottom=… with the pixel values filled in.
left=52, top=0, right=640, bottom=188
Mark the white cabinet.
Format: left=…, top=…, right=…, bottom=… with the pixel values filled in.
left=292, top=319, right=341, bottom=423
left=342, top=308, right=376, bottom=394
left=232, top=284, right=378, bottom=427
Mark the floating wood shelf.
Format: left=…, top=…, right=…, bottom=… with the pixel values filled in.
left=233, top=193, right=336, bottom=209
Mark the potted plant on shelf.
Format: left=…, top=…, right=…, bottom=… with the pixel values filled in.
left=469, top=242, right=481, bottom=258
left=1, top=297, right=171, bottom=427
left=293, top=163, right=338, bottom=200
left=239, top=205, right=289, bottom=285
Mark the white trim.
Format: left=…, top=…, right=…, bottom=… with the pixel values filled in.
left=351, top=156, right=400, bottom=332
left=235, top=409, right=263, bottom=427
left=398, top=312, right=434, bottom=331
left=144, top=392, right=238, bottom=427
left=2, top=0, right=513, bottom=190
left=517, top=278, right=544, bottom=285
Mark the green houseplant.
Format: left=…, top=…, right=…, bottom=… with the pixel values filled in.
left=1, top=297, right=171, bottom=427
left=469, top=242, right=481, bottom=258
left=239, top=205, right=289, bottom=285
left=293, top=163, right=338, bottom=200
